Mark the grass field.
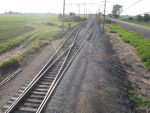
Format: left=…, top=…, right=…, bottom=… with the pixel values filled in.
left=0, top=14, right=78, bottom=54
left=0, top=14, right=78, bottom=73
left=107, top=23, right=150, bottom=71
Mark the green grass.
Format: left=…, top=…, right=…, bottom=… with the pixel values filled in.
left=125, top=90, right=150, bottom=108
left=0, top=14, right=78, bottom=54
left=0, top=40, right=50, bottom=72
left=0, top=56, right=22, bottom=71
left=26, top=40, right=50, bottom=54
left=0, top=14, right=79, bottom=73
left=0, top=34, right=30, bottom=54
left=107, top=23, right=150, bottom=70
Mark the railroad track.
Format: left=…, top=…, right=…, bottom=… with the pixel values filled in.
left=3, top=19, right=95, bottom=113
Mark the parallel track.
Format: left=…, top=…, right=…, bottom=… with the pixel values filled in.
left=3, top=20, right=95, bottom=113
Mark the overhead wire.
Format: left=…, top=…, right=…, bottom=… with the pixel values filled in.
left=122, top=0, right=144, bottom=12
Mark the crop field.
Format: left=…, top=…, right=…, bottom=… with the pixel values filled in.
left=0, top=14, right=76, bottom=55
left=0, top=14, right=78, bottom=72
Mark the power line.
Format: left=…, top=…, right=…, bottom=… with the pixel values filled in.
left=123, top=0, right=143, bottom=12
left=66, top=3, right=102, bottom=15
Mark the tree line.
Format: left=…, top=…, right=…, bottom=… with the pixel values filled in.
left=108, top=4, right=150, bottom=22
left=58, top=12, right=85, bottom=22
left=129, top=13, right=150, bottom=22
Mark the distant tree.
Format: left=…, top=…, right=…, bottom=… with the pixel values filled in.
left=4, top=11, right=21, bottom=15
left=107, top=14, right=112, bottom=18
left=128, top=17, right=133, bottom=21
left=143, top=13, right=150, bottom=22
left=8, top=11, right=14, bottom=14
left=111, top=4, right=123, bottom=18
left=136, top=15, right=142, bottom=21
left=73, top=16, right=82, bottom=22
left=69, top=12, right=76, bottom=17
left=4, top=11, right=9, bottom=14
left=58, top=13, right=62, bottom=20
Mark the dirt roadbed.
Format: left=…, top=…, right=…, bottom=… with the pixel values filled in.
left=0, top=37, right=65, bottom=112
left=106, top=27, right=150, bottom=112
left=44, top=23, right=131, bottom=113
left=0, top=21, right=149, bottom=113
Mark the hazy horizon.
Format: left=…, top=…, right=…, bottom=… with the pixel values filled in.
left=0, top=0, right=149, bottom=16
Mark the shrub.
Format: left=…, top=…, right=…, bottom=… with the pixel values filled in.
left=0, top=56, right=22, bottom=72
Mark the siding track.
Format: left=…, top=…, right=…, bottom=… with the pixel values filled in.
left=3, top=19, right=95, bottom=113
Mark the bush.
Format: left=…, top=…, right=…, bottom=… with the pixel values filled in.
left=126, top=90, right=150, bottom=108
left=105, top=19, right=113, bottom=23
left=0, top=57, right=22, bottom=72
left=136, top=15, right=142, bottom=21
left=143, top=13, right=150, bottom=22
left=128, top=17, right=133, bottom=21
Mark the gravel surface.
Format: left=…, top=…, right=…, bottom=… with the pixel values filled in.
left=1, top=21, right=145, bottom=113
left=0, top=32, right=69, bottom=112
left=110, top=19, right=150, bottom=39
left=44, top=22, right=130, bottom=113
left=106, top=27, right=150, bottom=113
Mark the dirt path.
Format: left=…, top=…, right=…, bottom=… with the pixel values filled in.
left=110, top=19, right=150, bottom=39
left=0, top=43, right=28, bottom=62
left=44, top=21, right=130, bottom=113
left=0, top=23, right=37, bottom=62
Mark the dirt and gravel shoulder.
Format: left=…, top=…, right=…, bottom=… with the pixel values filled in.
left=106, top=27, right=150, bottom=112
left=44, top=23, right=131, bottom=113
left=0, top=33, right=68, bottom=112
left=1, top=21, right=149, bottom=113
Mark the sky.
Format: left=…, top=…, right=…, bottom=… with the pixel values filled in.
left=0, top=0, right=149, bottom=15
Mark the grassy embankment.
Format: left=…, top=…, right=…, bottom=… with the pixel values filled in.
left=0, top=14, right=78, bottom=73
left=107, top=23, right=150, bottom=108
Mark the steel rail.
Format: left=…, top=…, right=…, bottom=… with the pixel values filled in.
left=4, top=23, right=85, bottom=113
left=0, top=68, right=22, bottom=87
left=4, top=25, right=81, bottom=113
left=36, top=25, right=95, bottom=113
left=4, top=44, right=71, bottom=113
left=34, top=23, right=85, bottom=77
left=76, top=28, right=92, bottom=45
left=0, top=27, right=76, bottom=88
left=35, top=24, right=80, bottom=75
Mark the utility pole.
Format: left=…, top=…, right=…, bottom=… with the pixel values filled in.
left=68, top=12, right=71, bottom=29
left=84, top=3, right=86, bottom=18
left=103, top=0, right=106, bottom=33
left=62, top=0, right=65, bottom=31
left=78, top=4, right=80, bottom=16
left=99, top=7, right=101, bottom=23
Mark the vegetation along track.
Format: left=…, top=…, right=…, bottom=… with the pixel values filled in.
left=3, top=19, right=95, bottom=113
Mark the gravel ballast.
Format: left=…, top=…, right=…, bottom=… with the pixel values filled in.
left=0, top=34, right=67, bottom=112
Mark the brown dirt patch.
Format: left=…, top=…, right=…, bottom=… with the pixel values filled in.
left=106, top=27, right=150, bottom=112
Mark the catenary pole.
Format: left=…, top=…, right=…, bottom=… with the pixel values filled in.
left=103, top=0, right=106, bottom=33
left=62, top=0, right=66, bottom=31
